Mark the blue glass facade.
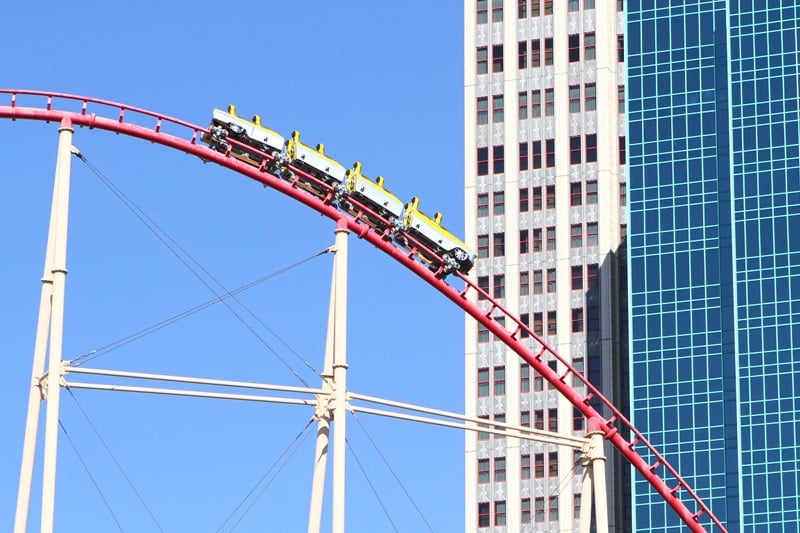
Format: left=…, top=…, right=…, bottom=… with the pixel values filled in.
left=628, top=1, right=800, bottom=531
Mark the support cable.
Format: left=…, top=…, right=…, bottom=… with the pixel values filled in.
left=74, top=152, right=322, bottom=386
left=67, top=389, right=165, bottom=532
left=70, top=250, right=328, bottom=367
left=217, top=418, right=315, bottom=533
left=345, top=438, right=400, bottom=533
left=351, top=412, right=435, bottom=533
left=58, top=420, right=125, bottom=532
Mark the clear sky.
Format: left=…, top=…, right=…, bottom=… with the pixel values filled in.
left=1, top=2, right=467, bottom=531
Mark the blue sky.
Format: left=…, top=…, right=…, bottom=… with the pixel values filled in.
left=1, top=2, right=467, bottom=531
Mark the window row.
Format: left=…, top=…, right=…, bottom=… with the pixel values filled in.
left=522, top=360, right=586, bottom=392
left=569, top=134, right=598, bottom=164
left=571, top=305, right=601, bottom=333
left=477, top=452, right=558, bottom=484
left=566, top=84, right=598, bottom=113
left=481, top=0, right=622, bottom=26
left=479, top=34, right=622, bottom=75
left=517, top=38, right=554, bottom=69
left=477, top=181, right=605, bottom=216
left=518, top=139, right=555, bottom=170
left=478, top=495, right=579, bottom=527
left=518, top=89, right=556, bottom=119
left=517, top=310, right=558, bottom=336
left=475, top=409, right=557, bottom=435
left=516, top=0, right=553, bottom=19
left=570, top=222, right=599, bottom=248
left=567, top=32, right=596, bottom=63
left=476, top=146, right=505, bottom=175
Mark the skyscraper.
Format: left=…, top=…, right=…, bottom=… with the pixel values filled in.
left=628, top=2, right=800, bottom=531
left=464, top=1, right=629, bottom=529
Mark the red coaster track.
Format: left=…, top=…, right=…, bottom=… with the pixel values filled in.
left=0, top=89, right=727, bottom=532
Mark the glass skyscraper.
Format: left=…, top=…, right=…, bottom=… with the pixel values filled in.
left=628, top=2, right=800, bottom=531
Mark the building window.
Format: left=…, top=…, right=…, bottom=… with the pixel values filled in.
left=619, top=135, right=626, bottom=165
left=584, top=32, right=596, bottom=60
left=548, top=451, right=559, bottom=477
left=477, top=147, right=489, bottom=175
left=570, top=182, right=582, bottom=206
left=492, top=44, right=504, bottom=72
left=492, top=95, right=504, bottom=122
left=493, top=232, right=505, bottom=256
left=617, top=0, right=623, bottom=10
left=533, top=311, right=543, bottom=335
left=477, top=97, right=488, bottom=125
left=544, top=37, right=554, bottom=65
left=493, top=274, right=505, bottom=298
left=520, top=187, right=529, bottom=212
left=492, top=367, right=506, bottom=397
left=477, top=47, right=488, bottom=74
left=569, top=85, right=581, bottom=112
left=477, top=193, right=489, bottom=217
left=571, top=265, right=583, bottom=290
left=493, top=190, right=505, bottom=215
left=532, top=186, right=542, bottom=210
left=478, top=415, right=490, bottom=440
left=571, top=224, right=582, bottom=248
left=544, top=0, right=553, bottom=15
left=477, top=234, right=489, bottom=258
left=547, top=310, right=557, bottom=335
left=477, top=0, right=488, bottom=23
left=572, top=307, right=584, bottom=332
left=585, top=83, right=596, bottom=111
left=532, top=270, right=543, bottom=294
left=492, top=0, right=503, bottom=22
left=572, top=357, right=584, bottom=387
left=587, top=263, right=599, bottom=288
left=544, top=88, right=554, bottom=116
left=587, top=221, right=599, bottom=246
left=518, top=91, right=528, bottom=119
left=587, top=304, right=600, bottom=331
left=568, top=34, right=580, bottom=62
left=531, top=89, right=542, bottom=117
left=585, top=0, right=595, bottom=8
left=518, top=40, right=528, bottom=69
left=520, top=229, right=529, bottom=253
left=570, top=136, right=582, bottom=164
left=546, top=226, right=556, bottom=250
left=545, top=139, right=555, bottom=167
left=532, top=140, right=542, bottom=169
left=520, top=313, right=530, bottom=338
left=621, top=223, right=627, bottom=242
left=549, top=496, right=559, bottom=521
left=535, top=497, right=545, bottom=522
left=493, top=145, right=505, bottom=173
left=574, top=407, right=585, bottom=430
left=530, top=39, right=540, bottom=68
left=478, top=368, right=490, bottom=396
left=617, top=34, right=625, bottom=62
left=546, top=184, right=555, bottom=208
left=534, top=368, right=544, bottom=391
left=585, top=134, right=598, bottom=163
left=521, top=410, right=530, bottom=427
left=618, top=84, right=625, bottom=112
left=520, top=363, right=530, bottom=391
left=586, top=180, right=598, bottom=204
left=568, top=0, right=579, bottom=11
left=574, top=494, right=582, bottom=520
left=546, top=268, right=556, bottom=292
left=478, top=276, right=489, bottom=300
left=519, top=142, right=529, bottom=171
left=520, top=272, right=530, bottom=296
left=532, top=228, right=542, bottom=252
left=478, top=502, right=490, bottom=527
left=548, top=407, right=558, bottom=431
left=531, top=0, right=541, bottom=16
left=534, top=452, right=545, bottom=475
left=495, top=457, right=507, bottom=482
left=518, top=0, right=527, bottom=18
left=495, top=501, right=507, bottom=526
left=522, top=497, right=532, bottom=523
left=478, top=322, right=490, bottom=343
left=521, top=456, right=531, bottom=481
left=619, top=182, right=627, bottom=206
left=478, top=458, right=490, bottom=483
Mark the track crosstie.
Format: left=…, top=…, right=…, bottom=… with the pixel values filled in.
left=0, top=89, right=727, bottom=532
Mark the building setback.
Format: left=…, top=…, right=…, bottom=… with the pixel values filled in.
left=628, top=2, right=800, bottom=532
left=464, top=1, right=629, bottom=530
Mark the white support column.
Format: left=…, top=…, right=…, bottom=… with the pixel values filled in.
left=330, top=222, right=349, bottom=533
left=579, top=430, right=609, bottom=533
left=39, top=119, right=75, bottom=533
left=307, top=238, right=339, bottom=533
left=579, top=458, right=594, bottom=533
left=14, top=122, right=75, bottom=533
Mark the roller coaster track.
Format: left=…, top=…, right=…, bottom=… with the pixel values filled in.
left=0, top=89, right=727, bottom=532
